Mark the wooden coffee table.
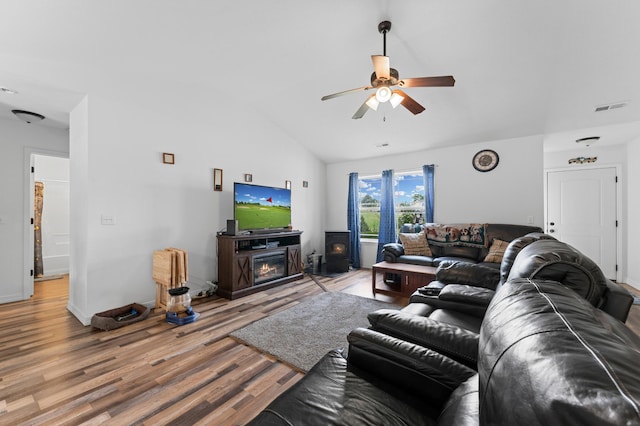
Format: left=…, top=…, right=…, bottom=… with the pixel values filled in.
left=371, top=261, right=437, bottom=297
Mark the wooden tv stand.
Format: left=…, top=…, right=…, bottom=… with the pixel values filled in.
left=216, top=230, right=303, bottom=299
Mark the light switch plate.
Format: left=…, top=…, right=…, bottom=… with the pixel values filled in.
left=101, top=215, right=116, bottom=225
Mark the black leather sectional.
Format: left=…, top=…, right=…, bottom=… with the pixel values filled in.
left=248, top=235, right=639, bottom=425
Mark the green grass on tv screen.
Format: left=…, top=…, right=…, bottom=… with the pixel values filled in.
left=235, top=204, right=291, bottom=229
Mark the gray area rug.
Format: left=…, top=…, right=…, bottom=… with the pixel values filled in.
left=230, top=292, right=398, bottom=372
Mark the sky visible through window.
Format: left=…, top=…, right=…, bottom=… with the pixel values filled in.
left=359, top=172, right=425, bottom=238
left=359, top=173, right=424, bottom=206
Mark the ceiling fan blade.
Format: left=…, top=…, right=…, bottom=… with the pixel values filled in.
left=399, top=76, right=455, bottom=88
left=321, top=86, right=372, bottom=101
left=371, top=55, right=390, bottom=79
left=352, top=95, right=375, bottom=119
left=394, top=90, right=425, bottom=115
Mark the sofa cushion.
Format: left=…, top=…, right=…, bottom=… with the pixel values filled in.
left=247, top=349, right=436, bottom=425
left=399, top=230, right=432, bottom=256
left=483, top=239, right=509, bottom=263
left=367, top=309, right=479, bottom=368
left=396, top=255, right=435, bottom=267
left=479, top=278, right=640, bottom=425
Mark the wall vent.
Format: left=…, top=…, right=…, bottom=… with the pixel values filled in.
left=594, top=101, right=629, bottom=112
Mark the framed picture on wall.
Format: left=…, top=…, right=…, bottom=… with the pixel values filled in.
left=162, top=153, right=175, bottom=164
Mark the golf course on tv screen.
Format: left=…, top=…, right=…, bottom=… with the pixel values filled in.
left=234, top=183, right=291, bottom=230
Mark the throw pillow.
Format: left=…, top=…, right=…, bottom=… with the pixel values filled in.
left=399, top=231, right=432, bottom=256
left=484, top=239, right=509, bottom=263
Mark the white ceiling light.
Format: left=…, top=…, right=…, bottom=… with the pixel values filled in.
left=575, top=136, right=599, bottom=147
left=375, top=86, right=392, bottom=103
left=12, top=109, right=45, bottom=123
left=365, top=96, right=380, bottom=111
left=389, top=91, right=404, bottom=108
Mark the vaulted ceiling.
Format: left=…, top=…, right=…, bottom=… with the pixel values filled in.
left=1, top=1, right=639, bottom=162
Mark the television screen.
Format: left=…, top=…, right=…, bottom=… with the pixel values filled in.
left=234, top=182, right=292, bottom=231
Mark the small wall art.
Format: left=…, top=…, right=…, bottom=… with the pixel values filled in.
left=302, top=180, right=309, bottom=188
left=285, top=180, right=291, bottom=190
left=244, top=174, right=253, bottom=183
left=162, top=153, right=175, bottom=164
left=213, top=168, right=223, bottom=191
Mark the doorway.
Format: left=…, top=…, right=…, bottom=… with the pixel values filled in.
left=23, top=152, right=70, bottom=299
left=545, top=166, right=619, bottom=280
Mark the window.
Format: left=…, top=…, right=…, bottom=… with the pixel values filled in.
left=359, top=171, right=425, bottom=239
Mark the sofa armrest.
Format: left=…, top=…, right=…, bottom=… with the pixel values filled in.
left=436, top=261, right=500, bottom=289
left=367, top=309, right=479, bottom=368
left=439, top=284, right=495, bottom=307
left=600, top=280, right=634, bottom=323
left=347, top=327, right=476, bottom=407
left=382, top=242, right=405, bottom=260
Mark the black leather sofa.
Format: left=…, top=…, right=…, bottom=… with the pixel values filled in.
left=248, top=278, right=640, bottom=425
left=367, top=235, right=634, bottom=368
left=381, top=223, right=542, bottom=268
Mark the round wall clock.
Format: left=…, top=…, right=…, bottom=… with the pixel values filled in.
left=472, top=149, right=499, bottom=172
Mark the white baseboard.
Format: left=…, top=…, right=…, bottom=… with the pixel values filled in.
left=0, top=293, right=27, bottom=304
left=66, top=301, right=91, bottom=326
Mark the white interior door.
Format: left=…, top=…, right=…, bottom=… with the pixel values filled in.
left=546, top=167, right=617, bottom=280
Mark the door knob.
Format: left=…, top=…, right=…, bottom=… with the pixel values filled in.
left=549, top=229, right=555, bottom=233
left=549, top=222, right=555, bottom=226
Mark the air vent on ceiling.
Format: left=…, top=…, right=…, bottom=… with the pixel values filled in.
left=595, top=101, right=629, bottom=112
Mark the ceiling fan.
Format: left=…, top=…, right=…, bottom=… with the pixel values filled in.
left=321, top=21, right=455, bottom=119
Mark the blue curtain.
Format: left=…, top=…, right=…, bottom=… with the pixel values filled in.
left=376, top=169, right=396, bottom=262
left=347, top=172, right=361, bottom=269
left=423, top=164, right=434, bottom=223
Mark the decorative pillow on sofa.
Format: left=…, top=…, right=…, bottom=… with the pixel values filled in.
left=484, top=239, right=509, bottom=263
left=399, top=231, right=432, bottom=256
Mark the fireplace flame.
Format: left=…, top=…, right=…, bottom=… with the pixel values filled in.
left=259, top=263, right=277, bottom=277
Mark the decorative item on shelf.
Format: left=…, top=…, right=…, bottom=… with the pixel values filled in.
left=568, top=156, right=598, bottom=165
left=303, top=181, right=309, bottom=188
left=472, top=149, right=499, bottom=172
left=575, top=136, right=600, bottom=147
left=285, top=180, right=291, bottom=190
left=162, top=153, right=175, bottom=164
left=244, top=173, right=252, bottom=182
left=213, top=168, right=223, bottom=191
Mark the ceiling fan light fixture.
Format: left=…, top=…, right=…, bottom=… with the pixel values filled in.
left=390, top=91, right=404, bottom=108
left=375, top=86, right=392, bottom=103
left=365, top=96, right=380, bottom=111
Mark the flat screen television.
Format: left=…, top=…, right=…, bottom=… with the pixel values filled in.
left=234, top=182, right=292, bottom=231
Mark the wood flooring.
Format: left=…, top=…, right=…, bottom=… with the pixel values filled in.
left=0, top=272, right=638, bottom=425
left=0, top=270, right=403, bottom=425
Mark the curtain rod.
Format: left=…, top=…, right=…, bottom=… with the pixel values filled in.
left=350, top=164, right=438, bottom=178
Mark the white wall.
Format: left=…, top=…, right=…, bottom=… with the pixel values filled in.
left=67, top=93, right=326, bottom=325
left=626, top=138, right=640, bottom=289
left=0, top=117, right=69, bottom=303
left=34, top=155, right=70, bottom=276
left=326, top=135, right=544, bottom=267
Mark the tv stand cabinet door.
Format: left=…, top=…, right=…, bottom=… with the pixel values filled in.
left=232, top=255, right=252, bottom=291
left=287, top=245, right=302, bottom=275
